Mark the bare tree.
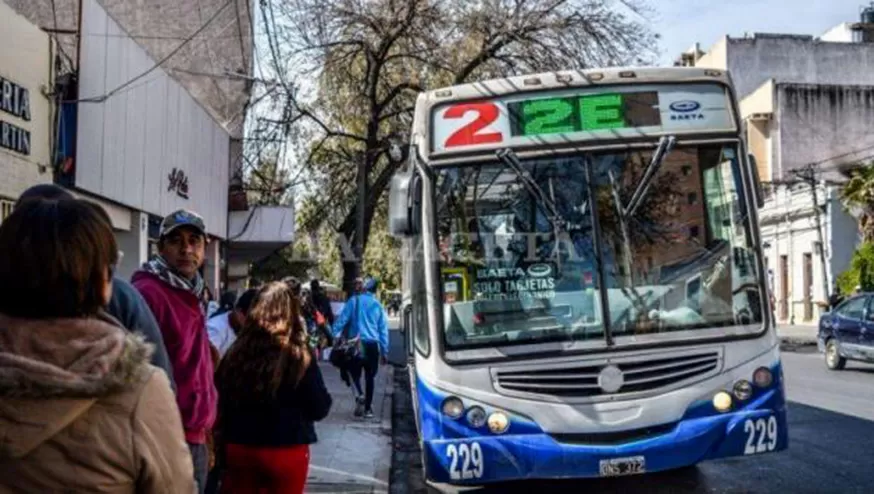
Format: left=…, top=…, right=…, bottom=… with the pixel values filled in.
left=261, top=0, right=658, bottom=289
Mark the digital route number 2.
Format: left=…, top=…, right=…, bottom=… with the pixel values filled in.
left=443, top=102, right=503, bottom=148
left=446, top=442, right=484, bottom=480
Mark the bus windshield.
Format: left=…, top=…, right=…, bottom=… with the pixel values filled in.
left=435, top=143, right=765, bottom=350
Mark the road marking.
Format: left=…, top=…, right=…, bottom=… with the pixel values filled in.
left=308, top=465, right=389, bottom=487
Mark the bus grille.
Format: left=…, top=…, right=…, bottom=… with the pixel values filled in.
left=493, top=350, right=721, bottom=398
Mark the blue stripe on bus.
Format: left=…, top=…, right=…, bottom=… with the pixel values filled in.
left=415, top=363, right=787, bottom=484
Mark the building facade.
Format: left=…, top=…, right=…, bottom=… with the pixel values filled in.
left=5, top=0, right=293, bottom=294
left=67, top=0, right=232, bottom=291
left=676, top=16, right=874, bottom=323
left=0, top=2, right=55, bottom=221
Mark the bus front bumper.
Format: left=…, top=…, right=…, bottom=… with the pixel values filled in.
left=422, top=396, right=788, bottom=485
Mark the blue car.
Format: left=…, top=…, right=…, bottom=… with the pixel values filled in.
left=817, top=293, right=874, bottom=370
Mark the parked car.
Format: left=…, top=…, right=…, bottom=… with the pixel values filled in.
left=817, top=292, right=874, bottom=370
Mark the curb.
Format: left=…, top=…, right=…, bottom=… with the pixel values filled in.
left=388, top=365, right=430, bottom=494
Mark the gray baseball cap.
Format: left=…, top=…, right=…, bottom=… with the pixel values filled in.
left=159, top=209, right=207, bottom=238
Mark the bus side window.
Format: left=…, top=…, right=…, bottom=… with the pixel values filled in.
left=414, top=295, right=429, bottom=355
left=412, top=246, right=430, bottom=356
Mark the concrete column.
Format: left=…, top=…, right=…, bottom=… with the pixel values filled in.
left=116, top=211, right=149, bottom=281
left=203, top=238, right=221, bottom=298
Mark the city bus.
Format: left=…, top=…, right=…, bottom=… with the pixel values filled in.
left=387, top=67, right=786, bottom=486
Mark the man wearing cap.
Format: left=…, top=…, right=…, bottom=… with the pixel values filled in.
left=132, top=209, right=216, bottom=493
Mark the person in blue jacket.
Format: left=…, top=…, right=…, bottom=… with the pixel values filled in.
left=333, top=276, right=389, bottom=419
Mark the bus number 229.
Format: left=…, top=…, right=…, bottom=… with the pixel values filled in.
left=446, top=442, right=484, bottom=480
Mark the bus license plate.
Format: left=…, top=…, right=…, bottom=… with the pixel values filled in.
left=599, top=456, right=646, bottom=477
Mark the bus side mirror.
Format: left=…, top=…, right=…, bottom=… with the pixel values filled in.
left=388, top=172, right=415, bottom=237
left=748, top=154, right=765, bottom=209
left=388, top=171, right=422, bottom=237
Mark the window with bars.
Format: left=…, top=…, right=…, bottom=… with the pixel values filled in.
left=0, top=199, right=14, bottom=224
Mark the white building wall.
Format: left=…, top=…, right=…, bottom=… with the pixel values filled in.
left=690, top=34, right=874, bottom=100
left=0, top=2, right=53, bottom=204
left=777, top=84, right=874, bottom=178
left=76, top=0, right=229, bottom=238
left=826, top=185, right=861, bottom=287
left=819, top=23, right=855, bottom=42
left=760, top=184, right=858, bottom=324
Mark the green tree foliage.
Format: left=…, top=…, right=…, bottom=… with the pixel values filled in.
left=836, top=242, right=874, bottom=295
left=245, top=155, right=293, bottom=206
left=362, top=201, right=401, bottom=290
left=262, top=0, right=658, bottom=290
left=840, top=164, right=874, bottom=243
left=250, top=238, right=318, bottom=285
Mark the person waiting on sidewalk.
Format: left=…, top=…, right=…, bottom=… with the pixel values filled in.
left=207, top=288, right=257, bottom=357
left=310, top=279, right=336, bottom=326
left=132, top=209, right=217, bottom=494
left=214, top=282, right=332, bottom=494
left=332, top=276, right=390, bottom=419
left=13, top=184, right=176, bottom=392
left=0, top=198, right=194, bottom=493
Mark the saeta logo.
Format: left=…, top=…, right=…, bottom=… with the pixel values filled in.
left=669, top=100, right=701, bottom=113
left=527, top=263, right=552, bottom=277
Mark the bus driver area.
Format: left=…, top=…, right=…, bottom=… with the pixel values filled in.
left=416, top=353, right=788, bottom=485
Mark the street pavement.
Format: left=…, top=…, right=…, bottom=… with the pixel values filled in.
left=305, top=355, right=394, bottom=493
left=389, top=343, right=874, bottom=493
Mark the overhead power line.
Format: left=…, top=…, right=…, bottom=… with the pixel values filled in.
left=75, top=0, right=234, bottom=104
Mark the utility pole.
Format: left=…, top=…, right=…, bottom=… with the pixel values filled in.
left=793, top=164, right=831, bottom=300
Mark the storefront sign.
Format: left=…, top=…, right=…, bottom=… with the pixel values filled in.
left=0, top=75, right=32, bottom=156
left=168, top=167, right=189, bottom=199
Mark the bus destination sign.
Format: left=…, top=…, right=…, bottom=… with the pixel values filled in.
left=508, top=91, right=661, bottom=137
left=430, top=83, right=735, bottom=154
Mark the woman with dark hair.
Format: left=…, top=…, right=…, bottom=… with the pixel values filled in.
left=215, top=282, right=332, bottom=494
left=0, top=198, right=194, bottom=492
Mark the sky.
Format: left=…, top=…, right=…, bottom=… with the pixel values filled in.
left=652, top=0, right=871, bottom=65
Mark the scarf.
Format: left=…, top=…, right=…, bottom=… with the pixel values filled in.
left=141, top=255, right=206, bottom=311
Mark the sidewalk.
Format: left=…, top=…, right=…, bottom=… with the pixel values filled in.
left=777, top=323, right=818, bottom=345
left=305, top=360, right=393, bottom=494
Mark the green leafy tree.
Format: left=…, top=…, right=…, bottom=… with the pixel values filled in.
left=836, top=242, right=874, bottom=295
left=250, top=238, right=318, bottom=284
left=261, top=0, right=659, bottom=291
left=839, top=164, right=874, bottom=242
left=245, top=155, right=293, bottom=207
left=362, top=201, right=401, bottom=290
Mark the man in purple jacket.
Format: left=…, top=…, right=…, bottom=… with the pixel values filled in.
left=132, top=209, right=216, bottom=494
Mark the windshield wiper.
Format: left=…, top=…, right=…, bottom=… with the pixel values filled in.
left=495, top=148, right=564, bottom=231
left=627, top=135, right=677, bottom=217
left=607, top=135, right=677, bottom=329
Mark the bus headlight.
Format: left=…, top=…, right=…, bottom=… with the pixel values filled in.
left=487, top=411, right=510, bottom=434
left=712, top=391, right=733, bottom=413
left=753, top=367, right=773, bottom=388
left=733, top=380, right=753, bottom=401
left=442, top=397, right=464, bottom=419
left=466, top=406, right=487, bottom=428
